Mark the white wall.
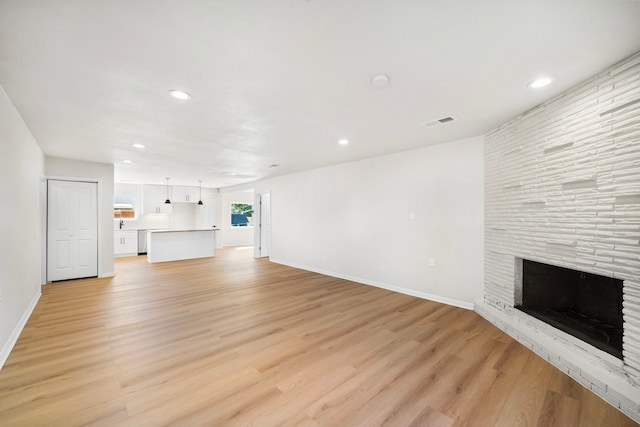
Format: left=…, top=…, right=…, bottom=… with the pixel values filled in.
left=0, top=85, right=45, bottom=368
left=220, top=190, right=255, bottom=247
left=45, top=157, right=115, bottom=277
left=171, top=203, right=197, bottom=230
left=224, top=135, right=485, bottom=307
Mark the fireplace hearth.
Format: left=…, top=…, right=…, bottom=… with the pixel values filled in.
left=516, top=259, right=624, bottom=359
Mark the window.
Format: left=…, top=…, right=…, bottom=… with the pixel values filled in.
left=114, top=195, right=137, bottom=220
left=230, top=203, right=253, bottom=227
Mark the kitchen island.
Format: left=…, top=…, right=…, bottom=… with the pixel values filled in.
left=147, top=229, right=219, bottom=263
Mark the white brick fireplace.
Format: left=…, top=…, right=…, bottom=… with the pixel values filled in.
left=476, top=52, right=640, bottom=422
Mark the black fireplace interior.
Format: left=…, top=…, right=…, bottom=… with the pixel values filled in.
left=516, top=259, right=624, bottom=359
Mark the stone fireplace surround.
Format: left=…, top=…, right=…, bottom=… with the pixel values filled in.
left=476, top=52, right=640, bottom=422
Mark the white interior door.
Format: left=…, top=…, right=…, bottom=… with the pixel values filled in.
left=259, top=192, right=271, bottom=257
left=47, top=180, right=98, bottom=281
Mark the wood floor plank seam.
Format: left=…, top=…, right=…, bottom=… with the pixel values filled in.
left=0, top=248, right=636, bottom=426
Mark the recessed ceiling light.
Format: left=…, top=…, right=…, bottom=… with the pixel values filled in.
left=528, top=78, right=552, bottom=89
left=169, top=89, right=191, bottom=100
left=132, top=143, right=145, bottom=149
left=371, top=74, right=390, bottom=88
left=123, top=160, right=132, bottom=164
left=339, top=139, right=349, bottom=145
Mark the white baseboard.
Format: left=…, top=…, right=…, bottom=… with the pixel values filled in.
left=269, top=258, right=474, bottom=310
left=0, top=290, right=41, bottom=370
left=99, top=272, right=115, bottom=278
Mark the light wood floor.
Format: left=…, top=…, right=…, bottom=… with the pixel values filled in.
left=0, top=248, right=636, bottom=426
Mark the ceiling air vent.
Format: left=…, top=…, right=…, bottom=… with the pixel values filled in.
left=424, top=116, right=455, bottom=127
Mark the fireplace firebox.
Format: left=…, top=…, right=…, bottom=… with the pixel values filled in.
left=516, top=259, right=624, bottom=359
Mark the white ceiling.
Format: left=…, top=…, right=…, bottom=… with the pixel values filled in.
left=1, top=1, right=639, bottom=188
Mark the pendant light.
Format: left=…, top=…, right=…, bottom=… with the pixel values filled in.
left=197, top=180, right=204, bottom=205
left=164, top=177, right=171, bottom=204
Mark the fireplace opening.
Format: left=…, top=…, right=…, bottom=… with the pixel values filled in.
left=516, top=259, right=623, bottom=359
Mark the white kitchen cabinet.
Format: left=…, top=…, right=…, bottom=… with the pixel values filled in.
left=143, top=184, right=173, bottom=214
left=173, top=185, right=200, bottom=203
left=114, top=230, right=138, bottom=256
left=147, top=230, right=216, bottom=263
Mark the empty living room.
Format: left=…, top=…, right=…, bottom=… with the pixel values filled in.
left=1, top=1, right=640, bottom=426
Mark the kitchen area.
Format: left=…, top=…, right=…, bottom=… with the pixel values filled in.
left=114, top=182, right=220, bottom=262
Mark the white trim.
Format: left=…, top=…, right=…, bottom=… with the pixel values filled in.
left=99, top=272, right=115, bottom=278
left=96, top=178, right=103, bottom=279
left=45, top=175, right=100, bottom=183
left=0, top=291, right=41, bottom=370
left=269, top=258, right=474, bottom=310
left=253, top=193, right=261, bottom=258
left=254, top=191, right=271, bottom=259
